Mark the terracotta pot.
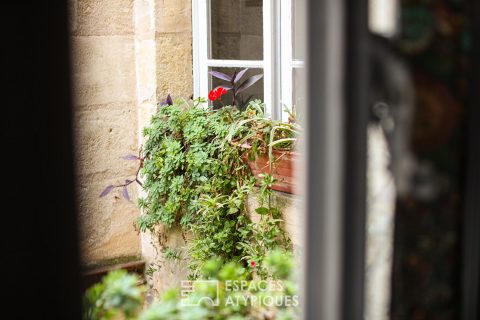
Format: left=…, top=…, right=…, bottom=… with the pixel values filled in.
left=244, top=149, right=298, bottom=194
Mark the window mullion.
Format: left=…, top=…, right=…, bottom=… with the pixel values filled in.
left=206, top=59, right=264, bottom=68
left=292, top=60, right=305, bottom=68
left=192, top=0, right=210, bottom=99
left=280, top=0, right=293, bottom=122
left=263, top=0, right=275, bottom=119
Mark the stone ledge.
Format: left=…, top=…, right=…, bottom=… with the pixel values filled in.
left=82, top=259, right=145, bottom=291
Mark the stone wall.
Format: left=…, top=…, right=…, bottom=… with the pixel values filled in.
left=154, top=0, right=193, bottom=99
left=71, top=0, right=141, bottom=266
left=71, top=0, right=193, bottom=268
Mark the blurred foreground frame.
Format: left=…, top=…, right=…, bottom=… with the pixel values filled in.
left=303, top=0, right=480, bottom=319
left=0, top=2, right=81, bottom=319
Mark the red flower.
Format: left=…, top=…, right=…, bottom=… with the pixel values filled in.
left=208, top=87, right=228, bottom=101
left=208, top=90, right=218, bottom=101
left=251, top=261, right=256, bottom=268
left=216, top=86, right=227, bottom=97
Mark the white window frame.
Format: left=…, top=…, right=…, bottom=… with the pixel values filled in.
left=192, top=0, right=303, bottom=121
left=279, top=0, right=305, bottom=122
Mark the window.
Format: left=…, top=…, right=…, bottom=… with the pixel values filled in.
left=192, top=0, right=305, bottom=121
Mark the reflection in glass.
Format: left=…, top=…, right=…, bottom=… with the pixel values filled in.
left=293, top=0, right=306, bottom=60
left=210, top=0, right=263, bottom=60
left=293, top=67, right=306, bottom=110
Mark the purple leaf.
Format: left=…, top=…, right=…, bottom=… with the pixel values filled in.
left=209, top=71, right=232, bottom=82
left=233, top=68, right=248, bottom=83
left=160, top=94, right=173, bottom=106
left=122, top=154, right=138, bottom=161
left=100, top=185, right=114, bottom=197
left=236, top=74, right=263, bottom=94
left=166, top=94, right=173, bottom=105
left=122, top=186, right=130, bottom=201
left=215, top=84, right=233, bottom=90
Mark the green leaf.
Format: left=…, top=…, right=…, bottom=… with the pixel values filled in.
left=255, top=207, right=270, bottom=215
left=228, top=207, right=239, bottom=215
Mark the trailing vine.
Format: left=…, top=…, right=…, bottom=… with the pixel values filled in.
left=102, top=97, right=297, bottom=278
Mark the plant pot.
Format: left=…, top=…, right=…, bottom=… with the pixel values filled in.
left=244, top=149, right=298, bottom=194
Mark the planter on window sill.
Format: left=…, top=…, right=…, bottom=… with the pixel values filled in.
left=239, top=144, right=298, bottom=194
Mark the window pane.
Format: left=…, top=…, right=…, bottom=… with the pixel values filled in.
left=293, top=0, right=306, bottom=60
left=293, top=67, right=306, bottom=109
left=210, top=67, right=264, bottom=110
left=210, top=0, right=263, bottom=60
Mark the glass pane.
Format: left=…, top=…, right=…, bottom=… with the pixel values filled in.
left=210, top=0, right=263, bottom=60
left=293, top=67, right=306, bottom=110
left=210, top=67, right=264, bottom=110
left=292, top=0, right=306, bottom=60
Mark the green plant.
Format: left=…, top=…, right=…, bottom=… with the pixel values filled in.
left=226, top=101, right=300, bottom=166
left=144, top=251, right=298, bottom=319
left=145, top=265, right=158, bottom=279
left=137, top=98, right=246, bottom=229
left=83, top=270, right=145, bottom=320
left=84, top=250, right=298, bottom=320
left=137, top=98, right=293, bottom=277
left=101, top=98, right=296, bottom=280
left=163, top=247, right=182, bottom=261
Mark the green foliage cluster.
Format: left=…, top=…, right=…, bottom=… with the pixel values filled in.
left=137, top=98, right=293, bottom=277
left=137, top=98, right=246, bottom=231
left=163, top=247, right=182, bottom=261
left=142, top=250, right=298, bottom=320
left=83, top=270, right=145, bottom=320
left=225, top=100, right=300, bottom=159
left=87, top=98, right=300, bottom=319
left=85, top=250, right=298, bottom=320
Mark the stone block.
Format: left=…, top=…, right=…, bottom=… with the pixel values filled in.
left=143, top=226, right=191, bottom=295
left=138, top=102, right=157, bottom=143
left=72, top=0, right=134, bottom=36
left=78, top=179, right=140, bottom=264
left=135, top=39, right=157, bottom=103
left=72, top=36, right=137, bottom=106
left=73, top=102, right=138, bottom=180
left=134, top=0, right=156, bottom=39
left=74, top=100, right=140, bottom=265
left=155, top=33, right=193, bottom=99
left=155, top=0, right=192, bottom=33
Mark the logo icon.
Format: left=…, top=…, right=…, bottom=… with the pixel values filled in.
left=180, top=280, right=220, bottom=306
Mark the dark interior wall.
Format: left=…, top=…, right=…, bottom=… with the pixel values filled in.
left=0, top=3, right=81, bottom=319
left=390, top=1, right=474, bottom=318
